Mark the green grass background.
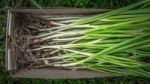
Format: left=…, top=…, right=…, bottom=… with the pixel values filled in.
left=0, top=0, right=150, bottom=84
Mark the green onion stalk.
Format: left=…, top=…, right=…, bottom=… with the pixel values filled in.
left=29, top=0, right=150, bottom=77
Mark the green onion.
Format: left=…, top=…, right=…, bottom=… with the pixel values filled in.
left=29, top=0, right=150, bottom=78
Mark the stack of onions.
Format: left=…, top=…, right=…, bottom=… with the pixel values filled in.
left=29, top=0, right=150, bottom=77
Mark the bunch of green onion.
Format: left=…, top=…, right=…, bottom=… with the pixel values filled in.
left=29, top=0, right=150, bottom=77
